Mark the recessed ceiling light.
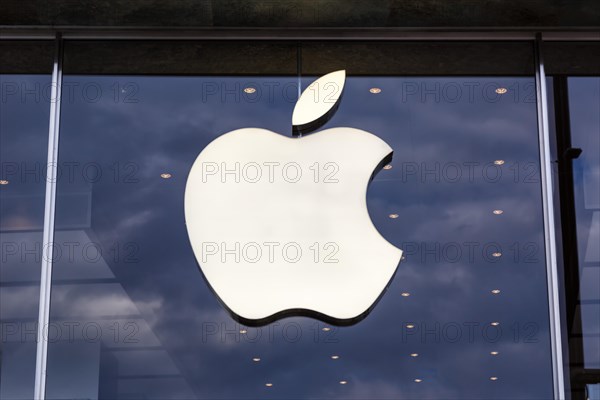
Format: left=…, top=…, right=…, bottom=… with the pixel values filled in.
left=383, top=164, right=393, bottom=170
left=0, top=180, right=8, bottom=185
left=388, top=213, right=399, bottom=219
left=491, top=322, right=500, bottom=326
left=331, top=355, right=340, bottom=360
left=493, top=209, right=504, bottom=215
left=401, top=292, right=411, bottom=297
left=493, top=160, right=505, bottom=165
left=240, top=329, right=247, bottom=334
left=414, top=378, right=423, bottom=383
left=369, top=88, right=382, bottom=94
left=160, top=173, right=172, bottom=179
left=490, top=376, right=499, bottom=381
left=406, top=324, right=415, bottom=329
left=339, top=380, right=348, bottom=385
left=410, top=353, right=419, bottom=357
left=265, top=382, right=273, bottom=387
left=322, top=327, right=331, bottom=332
left=492, top=252, right=502, bottom=258
left=495, top=88, right=508, bottom=94
left=490, top=351, right=499, bottom=356
left=252, top=357, right=261, bottom=362
left=491, top=289, right=501, bottom=294
left=244, top=87, right=257, bottom=94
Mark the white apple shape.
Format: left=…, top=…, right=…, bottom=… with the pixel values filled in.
left=184, top=71, right=402, bottom=325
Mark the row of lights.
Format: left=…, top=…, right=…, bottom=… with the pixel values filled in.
left=259, top=350, right=501, bottom=387
left=414, top=376, right=499, bottom=383
left=400, top=289, right=500, bottom=298
left=490, top=158, right=503, bottom=380
left=239, top=86, right=508, bottom=96
left=367, top=87, right=508, bottom=95
left=1, top=174, right=177, bottom=184
left=404, top=322, right=499, bottom=329
left=265, top=380, right=348, bottom=388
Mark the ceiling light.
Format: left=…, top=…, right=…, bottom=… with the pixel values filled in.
left=388, top=213, right=399, bottom=219
left=383, top=164, right=393, bottom=170
left=244, top=87, right=257, bottom=94
left=406, top=324, right=415, bottom=329
left=0, top=180, right=8, bottom=185
left=491, top=322, right=500, bottom=326
left=491, top=289, right=501, bottom=294
left=495, top=88, right=508, bottom=94
left=331, top=355, right=340, bottom=360
left=252, top=357, right=261, bottom=362
left=490, top=376, right=498, bottom=381
left=493, top=160, right=505, bottom=165
left=492, top=252, right=502, bottom=258
left=490, top=351, right=499, bottom=356
left=414, top=378, right=423, bottom=383
left=369, top=88, right=382, bottom=94
left=160, top=173, right=172, bottom=179
left=265, top=383, right=273, bottom=387
left=493, top=209, right=504, bottom=215
left=240, top=329, right=247, bottom=334
left=322, top=327, right=331, bottom=332
left=339, top=380, right=348, bottom=385
left=401, top=292, right=411, bottom=297
left=410, top=353, right=419, bottom=357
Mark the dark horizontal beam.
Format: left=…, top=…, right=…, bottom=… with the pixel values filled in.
left=1, top=0, right=599, bottom=29
left=1, top=27, right=600, bottom=41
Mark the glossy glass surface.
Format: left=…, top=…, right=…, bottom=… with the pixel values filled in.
left=569, top=77, right=600, bottom=369
left=46, top=72, right=553, bottom=399
left=0, top=74, right=51, bottom=399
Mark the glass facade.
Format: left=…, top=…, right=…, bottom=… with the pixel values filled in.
left=568, top=77, right=600, bottom=370
left=1, top=41, right=54, bottom=400
left=0, top=38, right=598, bottom=399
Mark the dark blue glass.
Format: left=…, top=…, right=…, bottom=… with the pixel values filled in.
left=47, top=72, right=553, bottom=399
left=569, top=77, right=600, bottom=369
left=1, top=74, right=51, bottom=399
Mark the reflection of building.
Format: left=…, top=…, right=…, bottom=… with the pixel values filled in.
left=1, top=195, right=196, bottom=399
left=1, top=2, right=599, bottom=400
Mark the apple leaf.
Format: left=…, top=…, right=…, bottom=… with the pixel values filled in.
left=292, top=70, right=346, bottom=136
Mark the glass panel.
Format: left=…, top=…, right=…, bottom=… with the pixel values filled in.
left=588, top=384, right=600, bottom=400
left=569, top=77, right=600, bottom=369
left=309, top=74, right=553, bottom=398
left=0, top=41, right=54, bottom=400
left=47, top=41, right=553, bottom=399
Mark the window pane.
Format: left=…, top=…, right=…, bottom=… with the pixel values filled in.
left=569, top=77, right=600, bottom=369
left=0, top=41, right=54, bottom=400
left=47, top=41, right=553, bottom=399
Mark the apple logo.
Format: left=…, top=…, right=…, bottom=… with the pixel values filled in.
left=185, top=70, right=403, bottom=326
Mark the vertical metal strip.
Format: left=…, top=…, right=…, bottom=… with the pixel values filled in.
left=534, top=33, right=566, bottom=399
left=33, top=32, right=63, bottom=400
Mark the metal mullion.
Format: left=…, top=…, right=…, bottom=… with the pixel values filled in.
left=33, top=32, right=63, bottom=400
left=535, top=32, right=566, bottom=399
